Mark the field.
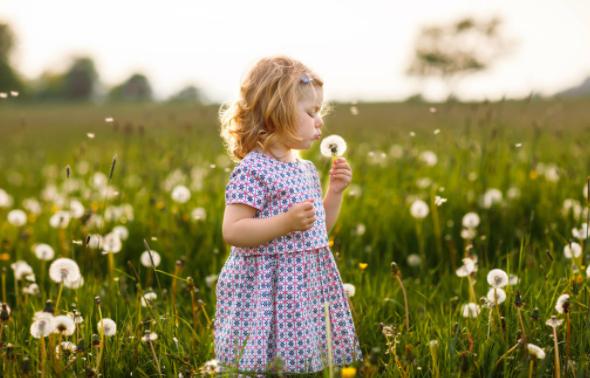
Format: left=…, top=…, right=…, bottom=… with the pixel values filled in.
left=1, top=98, right=590, bottom=377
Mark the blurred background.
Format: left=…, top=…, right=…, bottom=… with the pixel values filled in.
left=1, top=0, right=589, bottom=104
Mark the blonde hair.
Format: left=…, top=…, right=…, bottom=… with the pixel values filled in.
left=219, top=55, right=324, bottom=161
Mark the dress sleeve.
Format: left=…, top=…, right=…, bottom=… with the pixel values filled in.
left=225, top=162, right=268, bottom=211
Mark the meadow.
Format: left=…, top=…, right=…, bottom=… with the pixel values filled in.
left=1, top=97, right=590, bottom=377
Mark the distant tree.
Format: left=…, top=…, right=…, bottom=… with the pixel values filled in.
left=167, top=84, right=205, bottom=103
left=0, top=23, right=24, bottom=94
left=406, top=16, right=513, bottom=99
left=108, top=73, right=153, bottom=102
left=62, top=57, right=99, bottom=100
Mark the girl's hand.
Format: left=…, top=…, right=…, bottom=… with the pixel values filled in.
left=328, top=157, right=352, bottom=194
left=285, top=199, right=316, bottom=231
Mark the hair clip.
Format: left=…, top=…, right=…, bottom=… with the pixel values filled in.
left=300, top=75, right=313, bottom=85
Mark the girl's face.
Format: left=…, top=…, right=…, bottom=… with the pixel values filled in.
left=289, top=86, right=324, bottom=150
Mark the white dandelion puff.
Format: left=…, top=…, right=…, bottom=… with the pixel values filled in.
left=97, top=318, right=117, bottom=336
left=434, top=196, right=447, bottom=206
left=461, top=303, right=481, bottom=318
left=141, top=331, right=158, bottom=342
left=410, top=199, right=429, bottom=219
left=486, top=288, right=506, bottom=305
left=191, top=207, right=207, bottom=221
left=462, top=212, right=480, bottom=229
left=555, top=294, right=569, bottom=314
left=52, top=315, right=76, bottom=336
left=205, top=274, right=218, bottom=288
left=30, top=312, right=55, bottom=338
left=141, top=291, right=158, bottom=307
left=546, top=316, right=563, bottom=328
left=320, top=135, right=347, bottom=158
left=526, top=343, right=546, bottom=359
left=342, top=283, right=356, bottom=298
left=33, top=243, right=55, bottom=261
left=101, top=232, right=122, bottom=255
left=49, top=258, right=81, bottom=284
left=171, top=185, right=191, bottom=203
left=140, top=250, right=161, bottom=267
left=105, top=117, right=114, bottom=123
left=49, top=211, right=71, bottom=229
left=7, top=209, right=27, bottom=227
left=486, top=269, right=509, bottom=288
left=10, top=261, right=35, bottom=281
left=406, top=254, right=422, bottom=267
left=419, top=150, right=437, bottom=166
left=563, top=242, right=582, bottom=259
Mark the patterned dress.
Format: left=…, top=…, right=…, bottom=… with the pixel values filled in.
left=214, top=149, right=363, bottom=375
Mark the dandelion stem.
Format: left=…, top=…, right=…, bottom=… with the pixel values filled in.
left=40, top=336, right=46, bottom=378
left=148, top=340, right=162, bottom=376
left=396, top=275, right=410, bottom=330
left=95, top=304, right=105, bottom=374
left=54, top=282, right=64, bottom=314
left=565, top=312, right=571, bottom=367
left=528, top=359, right=534, bottom=378
left=1, top=268, right=6, bottom=303
left=552, top=326, right=561, bottom=378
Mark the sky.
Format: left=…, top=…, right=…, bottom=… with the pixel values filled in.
left=1, top=0, right=590, bottom=102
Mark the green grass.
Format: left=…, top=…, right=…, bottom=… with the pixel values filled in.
left=0, top=98, right=590, bottom=376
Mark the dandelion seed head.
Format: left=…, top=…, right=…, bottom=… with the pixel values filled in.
left=320, top=135, right=347, bottom=158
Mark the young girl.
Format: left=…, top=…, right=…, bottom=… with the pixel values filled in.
left=215, top=55, right=362, bottom=375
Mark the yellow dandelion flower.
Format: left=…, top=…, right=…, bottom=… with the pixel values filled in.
left=358, top=263, right=368, bottom=271
left=529, top=170, right=538, bottom=180
left=0, top=253, right=10, bottom=261
left=341, top=367, right=357, bottom=378
left=575, top=274, right=584, bottom=285
left=328, top=238, right=335, bottom=248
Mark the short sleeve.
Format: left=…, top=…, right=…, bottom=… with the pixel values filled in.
left=225, top=163, right=268, bottom=211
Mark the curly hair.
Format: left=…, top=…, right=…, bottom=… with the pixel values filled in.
left=219, top=55, right=324, bottom=162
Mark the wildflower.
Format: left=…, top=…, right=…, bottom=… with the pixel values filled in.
left=455, top=256, right=478, bottom=277
left=140, top=250, right=161, bottom=267
left=30, top=312, right=55, bottom=338
left=572, top=224, right=589, bottom=240
left=49, top=211, right=71, bottom=229
left=434, top=196, right=447, bottom=206
left=49, top=258, right=81, bottom=284
left=508, top=274, right=519, bottom=285
left=141, top=291, right=158, bottom=307
left=481, top=188, right=503, bottom=208
left=52, top=315, right=75, bottom=336
left=97, top=318, right=117, bottom=337
left=205, top=274, right=218, bottom=288
left=23, top=198, right=42, bottom=214
left=406, top=254, right=421, bottom=267
left=563, top=242, right=582, bottom=259
left=527, top=343, right=546, bottom=359
left=112, top=225, right=129, bottom=240
left=0, top=189, right=13, bottom=208
left=320, top=135, right=347, bottom=158
left=199, top=359, right=221, bottom=375
left=486, top=288, right=506, bottom=305
left=410, top=199, right=429, bottom=219
left=461, top=303, right=481, bottom=318
left=11, top=261, right=35, bottom=281
left=545, top=315, right=563, bottom=328
left=63, top=275, right=84, bottom=289
left=86, top=234, right=103, bottom=249
left=486, top=269, right=509, bottom=288
left=33, top=244, right=55, bottom=261
left=354, top=223, right=366, bottom=236
left=341, top=366, right=357, bottom=378
left=101, top=232, right=122, bottom=255
left=141, top=331, right=158, bottom=342
left=419, top=150, right=437, bottom=166
left=171, top=185, right=191, bottom=203
left=342, top=283, right=356, bottom=298
left=23, top=283, right=40, bottom=295
left=555, top=294, right=569, bottom=314
left=7, top=209, right=27, bottom=226
left=462, top=212, right=480, bottom=228
left=358, top=262, right=368, bottom=271
left=191, top=207, right=207, bottom=221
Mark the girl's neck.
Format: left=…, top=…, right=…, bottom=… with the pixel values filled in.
left=260, top=144, right=297, bottom=163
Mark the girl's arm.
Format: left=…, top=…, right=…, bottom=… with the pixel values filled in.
left=323, top=189, right=343, bottom=233
left=222, top=201, right=316, bottom=248
left=322, top=157, right=352, bottom=233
